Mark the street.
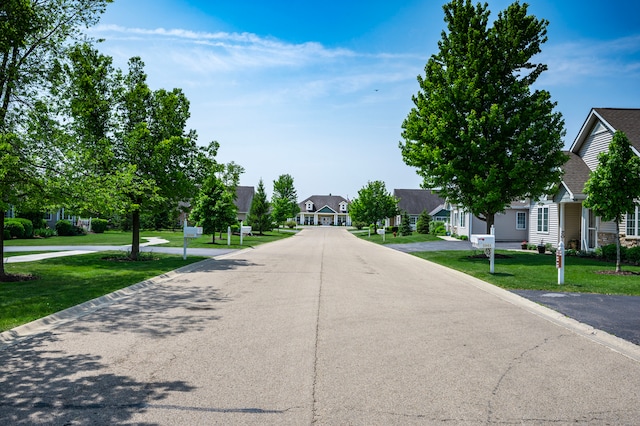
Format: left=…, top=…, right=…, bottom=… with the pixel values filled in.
left=1, top=227, right=640, bottom=424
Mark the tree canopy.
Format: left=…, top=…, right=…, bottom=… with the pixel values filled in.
left=349, top=180, right=398, bottom=231
left=248, top=179, right=271, bottom=235
left=584, top=131, right=640, bottom=272
left=271, top=174, right=299, bottom=229
left=400, top=0, right=567, bottom=232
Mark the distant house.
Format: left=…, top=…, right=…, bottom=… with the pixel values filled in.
left=528, top=107, right=640, bottom=250
left=387, top=189, right=447, bottom=230
left=235, top=186, right=254, bottom=222
left=297, top=195, right=351, bottom=226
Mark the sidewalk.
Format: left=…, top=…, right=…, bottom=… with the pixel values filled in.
left=3, top=237, right=236, bottom=263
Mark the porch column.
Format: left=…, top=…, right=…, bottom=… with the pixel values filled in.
left=559, top=202, right=565, bottom=246
left=300, top=212, right=304, bottom=225
left=334, top=213, right=338, bottom=225
left=314, top=213, right=318, bottom=225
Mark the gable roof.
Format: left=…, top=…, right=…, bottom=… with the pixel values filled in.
left=393, top=189, right=445, bottom=215
left=299, top=195, right=349, bottom=212
left=571, top=108, right=640, bottom=153
left=235, top=186, right=254, bottom=213
left=560, top=151, right=591, bottom=200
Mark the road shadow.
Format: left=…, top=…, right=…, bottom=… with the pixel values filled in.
left=184, top=258, right=260, bottom=273
left=65, top=283, right=230, bottom=338
left=0, top=334, right=195, bottom=425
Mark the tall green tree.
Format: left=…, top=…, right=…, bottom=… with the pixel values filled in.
left=115, top=58, right=204, bottom=259
left=190, top=170, right=238, bottom=244
left=271, top=174, right=299, bottom=230
left=0, top=0, right=111, bottom=279
left=248, top=179, right=271, bottom=235
left=400, top=0, right=566, bottom=233
left=349, top=180, right=398, bottom=232
left=584, top=131, right=640, bottom=273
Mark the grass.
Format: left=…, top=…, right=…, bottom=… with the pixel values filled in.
left=354, top=230, right=441, bottom=245
left=413, top=250, right=640, bottom=295
left=0, top=252, right=207, bottom=332
left=4, top=229, right=295, bottom=249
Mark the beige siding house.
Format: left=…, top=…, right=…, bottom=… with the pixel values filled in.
left=528, top=108, right=640, bottom=250
left=448, top=201, right=529, bottom=242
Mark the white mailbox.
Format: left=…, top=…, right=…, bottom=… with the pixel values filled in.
left=470, top=234, right=495, bottom=249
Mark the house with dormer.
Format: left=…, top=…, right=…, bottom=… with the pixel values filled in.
left=528, top=108, right=640, bottom=250
left=297, top=195, right=351, bottom=226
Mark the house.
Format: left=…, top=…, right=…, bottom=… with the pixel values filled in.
left=448, top=201, right=529, bottom=242
left=528, top=108, right=640, bottom=250
left=297, top=195, right=351, bottom=226
left=235, top=186, right=254, bottom=222
left=387, top=189, right=448, bottom=230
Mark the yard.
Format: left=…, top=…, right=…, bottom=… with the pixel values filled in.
left=413, top=249, right=640, bottom=296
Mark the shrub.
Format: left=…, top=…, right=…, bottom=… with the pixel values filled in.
left=56, top=219, right=73, bottom=236
left=626, top=246, right=640, bottom=265
left=56, top=220, right=86, bottom=236
left=91, top=218, right=108, bottom=233
left=34, top=228, right=56, bottom=238
left=5, top=219, right=26, bottom=238
left=598, top=243, right=626, bottom=262
left=429, top=221, right=446, bottom=236
left=285, top=220, right=296, bottom=229
left=353, top=222, right=367, bottom=230
left=11, top=218, right=34, bottom=237
left=4, top=228, right=12, bottom=240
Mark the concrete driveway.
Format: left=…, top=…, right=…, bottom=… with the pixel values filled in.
left=2, top=227, right=640, bottom=424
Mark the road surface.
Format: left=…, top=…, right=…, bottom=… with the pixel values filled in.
left=1, top=227, right=640, bottom=424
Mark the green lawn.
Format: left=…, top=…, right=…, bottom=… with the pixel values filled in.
left=354, top=230, right=441, bottom=244
left=413, top=250, right=640, bottom=295
left=0, top=252, right=207, bottom=332
left=4, top=229, right=295, bottom=249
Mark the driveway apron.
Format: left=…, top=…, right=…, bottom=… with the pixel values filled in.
left=1, top=227, right=640, bottom=425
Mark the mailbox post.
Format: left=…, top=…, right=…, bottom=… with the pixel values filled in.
left=183, top=220, right=202, bottom=260
left=470, top=234, right=496, bottom=274
left=557, top=241, right=565, bottom=285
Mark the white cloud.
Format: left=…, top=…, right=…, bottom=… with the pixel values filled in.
left=539, top=34, right=640, bottom=86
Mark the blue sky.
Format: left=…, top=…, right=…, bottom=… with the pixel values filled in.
left=90, top=0, right=640, bottom=200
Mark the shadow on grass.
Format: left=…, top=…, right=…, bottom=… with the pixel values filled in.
left=0, top=334, right=195, bottom=425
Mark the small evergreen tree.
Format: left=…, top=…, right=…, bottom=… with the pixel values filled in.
left=190, top=171, right=237, bottom=244
left=416, top=210, right=431, bottom=234
left=399, top=211, right=413, bottom=236
left=248, top=179, right=271, bottom=235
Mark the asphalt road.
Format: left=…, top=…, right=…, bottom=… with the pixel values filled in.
left=2, top=227, right=640, bottom=424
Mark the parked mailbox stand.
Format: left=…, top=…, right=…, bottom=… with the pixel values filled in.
left=183, top=220, right=203, bottom=260
left=470, top=234, right=495, bottom=274
left=376, top=227, right=386, bottom=242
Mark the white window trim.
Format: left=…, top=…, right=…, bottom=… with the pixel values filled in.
left=537, top=206, right=549, bottom=233
left=516, top=211, right=527, bottom=230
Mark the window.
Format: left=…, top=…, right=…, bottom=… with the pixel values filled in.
left=459, top=211, right=466, bottom=228
left=537, top=206, right=548, bottom=233
left=627, top=206, right=640, bottom=236
left=516, top=212, right=526, bottom=230
left=305, top=201, right=314, bottom=211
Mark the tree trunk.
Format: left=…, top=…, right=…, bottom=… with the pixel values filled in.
left=485, top=212, right=495, bottom=234
left=131, top=210, right=140, bottom=260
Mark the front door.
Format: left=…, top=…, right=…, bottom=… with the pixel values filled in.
left=321, top=216, right=332, bottom=226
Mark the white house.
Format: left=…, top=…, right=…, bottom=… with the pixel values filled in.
left=297, top=195, right=351, bottom=226
left=528, top=108, right=640, bottom=250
